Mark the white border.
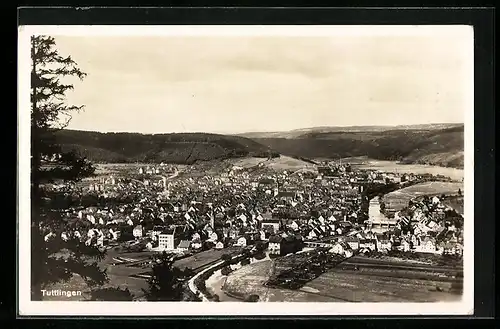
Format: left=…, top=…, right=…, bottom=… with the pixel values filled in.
left=18, top=25, right=474, bottom=316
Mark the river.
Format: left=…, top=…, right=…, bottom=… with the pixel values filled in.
left=360, top=159, right=465, bottom=231
left=351, top=159, right=464, bottom=182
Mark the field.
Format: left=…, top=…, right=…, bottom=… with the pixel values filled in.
left=302, top=270, right=461, bottom=302
left=222, top=259, right=340, bottom=302
left=384, top=181, right=464, bottom=211
left=222, top=254, right=462, bottom=302
left=231, top=156, right=316, bottom=172
left=442, top=196, right=464, bottom=215
left=173, top=247, right=242, bottom=271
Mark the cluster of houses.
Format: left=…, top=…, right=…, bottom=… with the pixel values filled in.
left=393, top=194, right=464, bottom=256
left=325, top=194, right=465, bottom=258
left=43, top=160, right=463, bottom=264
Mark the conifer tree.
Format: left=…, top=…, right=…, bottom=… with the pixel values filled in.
left=30, top=35, right=130, bottom=301
left=143, top=252, right=194, bottom=301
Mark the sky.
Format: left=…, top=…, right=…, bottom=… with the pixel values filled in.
left=51, top=28, right=472, bottom=134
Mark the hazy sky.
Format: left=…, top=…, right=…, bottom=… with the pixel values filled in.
left=53, top=30, right=471, bottom=134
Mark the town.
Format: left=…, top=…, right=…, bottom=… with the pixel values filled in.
left=40, top=157, right=464, bottom=302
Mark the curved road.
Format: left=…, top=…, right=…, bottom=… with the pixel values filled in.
left=187, top=253, right=244, bottom=302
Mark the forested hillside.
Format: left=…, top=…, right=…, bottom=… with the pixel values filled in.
left=252, top=125, right=464, bottom=168
left=54, top=130, right=278, bottom=164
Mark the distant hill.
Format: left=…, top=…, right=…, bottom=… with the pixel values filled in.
left=249, top=124, right=464, bottom=169
left=237, top=123, right=464, bottom=139
left=54, top=130, right=278, bottom=164
left=53, top=124, right=464, bottom=168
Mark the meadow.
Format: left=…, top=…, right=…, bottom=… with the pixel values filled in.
left=222, top=254, right=462, bottom=303
left=384, top=181, right=464, bottom=212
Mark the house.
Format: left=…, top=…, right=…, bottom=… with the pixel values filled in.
left=158, top=229, right=175, bottom=250
left=410, top=234, right=419, bottom=247
left=340, top=242, right=354, bottom=258
left=377, top=239, right=392, bottom=252
left=191, top=239, right=202, bottom=250
left=414, top=237, right=440, bottom=254
left=133, top=225, right=143, bottom=239
left=96, top=234, right=104, bottom=247
left=208, top=232, right=218, bottom=242
left=235, top=236, right=247, bottom=247
left=151, top=225, right=164, bottom=241
left=359, top=239, right=376, bottom=251
left=345, top=237, right=360, bottom=250
left=307, top=229, right=318, bottom=240
left=268, top=235, right=282, bottom=255
left=454, top=243, right=464, bottom=256
left=344, top=249, right=354, bottom=258
left=224, top=228, right=238, bottom=239
left=108, top=228, right=120, bottom=241
left=261, top=219, right=280, bottom=233
left=398, top=239, right=410, bottom=252
left=329, top=242, right=344, bottom=255
left=288, top=221, right=299, bottom=231
left=259, top=230, right=267, bottom=241
left=177, top=240, right=191, bottom=252
left=442, top=242, right=463, bottom=256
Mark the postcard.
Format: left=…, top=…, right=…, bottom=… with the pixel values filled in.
left=18, top=24, right=474, bottom=316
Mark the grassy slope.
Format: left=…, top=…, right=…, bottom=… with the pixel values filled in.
left=54, top=130, right=276, bottom=164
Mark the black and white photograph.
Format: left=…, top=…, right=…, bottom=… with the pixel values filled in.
left=18, top=25, right=474, bottom=316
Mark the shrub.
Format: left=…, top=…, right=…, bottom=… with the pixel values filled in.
left=244, top=294, right=260, bottom=302
left=221, top=266, right=232, bottom=276
left=254, top=252, right=266, bottom=260
left=221, top=254, right=232, bottom=262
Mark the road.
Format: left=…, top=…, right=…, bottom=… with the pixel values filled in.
left=187, top=253, right=244, bottom=302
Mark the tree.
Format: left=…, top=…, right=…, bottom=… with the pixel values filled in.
left=221, top=266, right=232, bottom=276
left=144, top=252, right=194, bottom=301
left=244, top=294, right=260, bottom=302
left=254, top=251, right=266, bottom=260
left=30, top=35, right=107, bottom=300
left=221, top=254, right=232, bottom=262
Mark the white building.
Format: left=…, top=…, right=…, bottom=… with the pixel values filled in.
left=268, top=236, right=282, bottom=255
left=158, top=229, right=175, bottom=250
left=235, top=236, right=247, bottom=247
left=329, top=242, right=344, bottom=255
left=261, top=219, right=280, bottom=233
left=133, top=225, right=143, bottom=238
